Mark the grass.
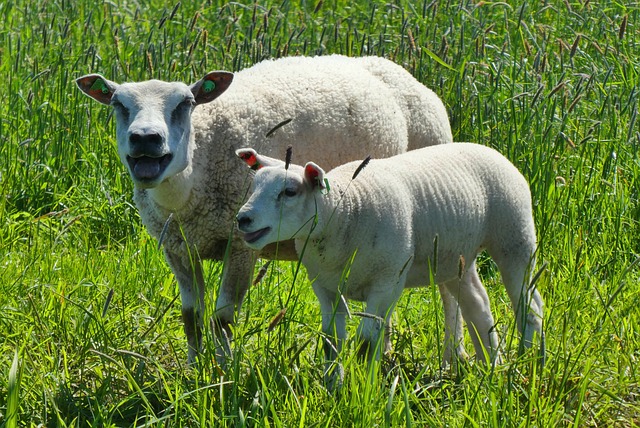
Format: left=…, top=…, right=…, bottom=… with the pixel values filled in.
left=1, top=0, right=639, bottom=426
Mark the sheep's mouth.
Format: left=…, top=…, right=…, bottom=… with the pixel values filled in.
left=243, top=227, right=271, bottom=244
left=127, top=154, right=173, bottom=182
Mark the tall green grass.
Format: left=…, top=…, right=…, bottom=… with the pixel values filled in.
left=1, top=0, right=639, bottom=426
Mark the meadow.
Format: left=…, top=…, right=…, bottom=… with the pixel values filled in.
left=1, top=0, right=639, bottom=426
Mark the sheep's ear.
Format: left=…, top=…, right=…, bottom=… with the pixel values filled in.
left=304, top=162, right=326, bottom=190
left=76, top=74, right=119, bottom=105
left=191, top=71, right=234, bottom=105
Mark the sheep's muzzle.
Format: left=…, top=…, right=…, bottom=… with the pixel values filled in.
left=127, top=154, right=173, bottom=182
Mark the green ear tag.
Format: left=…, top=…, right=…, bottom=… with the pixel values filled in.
left=90, top=79, right=110, bottom=94
left=323, top=178, right=331, bottom=193
left=202, top=80, right=216, bottom=93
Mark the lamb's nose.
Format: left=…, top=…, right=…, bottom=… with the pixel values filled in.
left=236, top=214, right=252, bottom=230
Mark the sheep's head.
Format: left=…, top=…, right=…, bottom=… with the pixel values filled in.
left=76, top=72, right=233, bottom=188
left=235, top=148, right=326, bottom=250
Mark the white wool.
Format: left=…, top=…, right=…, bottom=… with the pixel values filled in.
left=76, top=55, right=453, bottom=363
left=237, top=143, right=545, bottom=389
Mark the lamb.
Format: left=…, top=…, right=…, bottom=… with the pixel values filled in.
left=235, top=143, right=545, bottom=389
left=75, top=54, right=464, bottom=365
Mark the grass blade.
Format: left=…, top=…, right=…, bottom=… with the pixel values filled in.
left=7, top=350, right=21, bottom=428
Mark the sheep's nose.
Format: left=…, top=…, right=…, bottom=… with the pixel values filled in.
left=236, top=214, right=252, bottom=230
left=129, top=132, right=164, bottom=156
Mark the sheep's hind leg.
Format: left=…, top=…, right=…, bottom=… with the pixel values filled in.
left=443, top=261, right=501, bottom=364
left=312, top=284, right=349, bottom=392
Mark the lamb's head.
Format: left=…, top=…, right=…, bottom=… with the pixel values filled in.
left=235, top=148, right=327, bottom=250
left=76, top=72, right=233, bottom=188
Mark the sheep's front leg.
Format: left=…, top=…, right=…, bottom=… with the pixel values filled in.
left=164, top=248, right=206, bottom=364
left=213, top=244, right=256, bottom=364
left=312, top=284, right=348, bottom=392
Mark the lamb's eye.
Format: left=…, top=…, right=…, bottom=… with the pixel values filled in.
left=278, top=188, right=297, bottom=200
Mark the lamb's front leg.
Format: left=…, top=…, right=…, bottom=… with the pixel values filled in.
left=164, top=248, right=206, bottom=364
left=356, top=286, right=403, bottom=361
left=312, top=284, right=348, bottom=392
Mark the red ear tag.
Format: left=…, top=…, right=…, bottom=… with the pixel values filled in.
left=305, top=164, right=322, bottom=188
left=240, top=152, right=260, bottom=170
left=305, top=164, right=318, bottom=178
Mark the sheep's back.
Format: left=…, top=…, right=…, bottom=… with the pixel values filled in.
left=145, top=55, right=453, bottom=260
left=355, top=56, right=453, bottom=149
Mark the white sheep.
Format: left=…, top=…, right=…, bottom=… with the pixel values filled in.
left=236, top=143, right=545, bottom=389
left=75, top=54, right=465, bottom=364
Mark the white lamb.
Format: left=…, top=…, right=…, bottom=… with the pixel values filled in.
left=75, top=54, right=466, bottom=364
left=236, top=143, right=545, bottom=388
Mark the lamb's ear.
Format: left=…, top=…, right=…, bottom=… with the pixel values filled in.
left=304, top=162, right=326, bottom=190
left=236, top=148, right=263, bottom=170
left=236, top=148, right=284, bottom=170
left=76, top=74, right=119, bottom=105
left=191, top=71, right=234, bottom=105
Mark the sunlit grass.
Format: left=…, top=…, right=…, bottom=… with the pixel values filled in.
left=1, top=0, right=639, bottom=426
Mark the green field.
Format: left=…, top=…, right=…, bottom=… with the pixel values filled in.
left=1, top=0, right=639, bottom=426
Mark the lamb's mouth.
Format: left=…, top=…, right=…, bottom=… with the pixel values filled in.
left=127, top=154, right=173, bottom=182
left=243, top=227, right=271, bottom=245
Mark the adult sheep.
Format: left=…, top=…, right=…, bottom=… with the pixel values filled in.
left=75, top=54, right=459, bottom=365
left=235, top=143, right=545, bottom=389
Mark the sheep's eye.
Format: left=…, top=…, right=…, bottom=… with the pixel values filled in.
left=111, top=101, right=130, bottom=120
left=172, top=99, right=195, bottom=122
left=178, top=97, right=195, bottom=110
left=181, top=98, right=196, bottom=109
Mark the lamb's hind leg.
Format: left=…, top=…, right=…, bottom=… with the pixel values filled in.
left=439, top=284, right=469, bottom=368
left=443, top=261, right=501, bottom=364
left=493, top=247, right=544, bottom=358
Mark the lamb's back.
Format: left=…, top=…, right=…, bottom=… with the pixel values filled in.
left=318, top=143, right=531, bottom=284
